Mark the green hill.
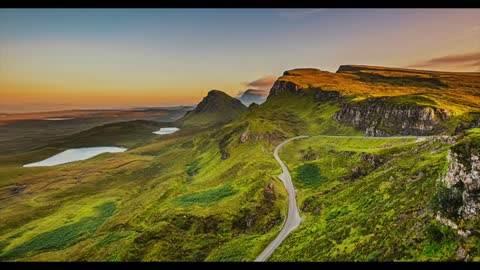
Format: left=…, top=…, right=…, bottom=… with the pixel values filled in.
left=0, top=65, right=479, bottom=262
left=175, top=90, right=247, bottom=127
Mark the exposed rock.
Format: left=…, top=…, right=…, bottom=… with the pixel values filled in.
left=457, top=246, right=467, bottom=260
left=313, top=88, right=342, bottom=102
left=333, top=97, right=450, bottom=136
left=365, top=126, right=391, bottom=137
left=268, top=80, right=304, bottom=98
left=441, top=150, right=480, bottom=219
left=300, top=147, right=319, bottom=161
left=435, top=214, right=471, bottom=239
left=264, top=182, right=276, bottom=202
left=221, top=152, right=230, bottom=160
left=350, top=166, right=368, bottom=180
left=432, top=135, right=457, bottom=145
left=13, top=184, right=28, bottom=194
left=301, top=195, right=322, bottom=214
left=239, top=129, right=250, bottom=143
left=254, top=130, right=285, bottom=145
left=359, top=153, right=383, bottom=168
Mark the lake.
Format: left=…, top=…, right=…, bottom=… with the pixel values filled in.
left=153, top=127, right=180, bottom=135
left=23, top=146, right=128, bottom=167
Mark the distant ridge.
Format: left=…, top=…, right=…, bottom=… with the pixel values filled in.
left=237, top=89, right=268, bottom=106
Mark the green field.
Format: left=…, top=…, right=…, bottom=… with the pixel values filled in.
left=269, top=133, right=480, bottom=261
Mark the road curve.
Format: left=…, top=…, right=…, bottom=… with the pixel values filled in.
left=255, top=135, right=309, bottom=262
left=255, top=134, right=427, bottom=262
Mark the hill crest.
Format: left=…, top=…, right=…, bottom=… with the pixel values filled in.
left=176, top=90, right=247, bottom=127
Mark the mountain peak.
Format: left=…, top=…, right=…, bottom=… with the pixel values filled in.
left=207, top=89, right=228, bottom=96
left=268, top=64, right=478, bottom=99
left=237, top=89, right=268, bottom=106
left=176, top=90, right=247, bottom=127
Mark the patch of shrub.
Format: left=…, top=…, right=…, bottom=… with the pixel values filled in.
left=296, top=163, right=328, bottom=188
left=186, top=159, right=201, bottom=176
left=430, top=183, right=463, bottom=220
left=0, top=202, right=115, bottom=260
left=174, top=184, right=236, bottom=207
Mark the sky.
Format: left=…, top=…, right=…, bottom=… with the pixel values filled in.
left=1, top=8, right=479, bottom=113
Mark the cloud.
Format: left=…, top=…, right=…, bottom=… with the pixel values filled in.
left=235, top=89, right=269, bottom=98
left=243, top=75, right=277, bottom=89
left=408, top=51, right=480, bottom=69
left=276, top=9, right=326, bottom=20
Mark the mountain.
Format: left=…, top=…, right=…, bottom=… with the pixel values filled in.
left=237, top=89, right=268, bottom=106
left=1, top=65, right=480, bottom=262
left=175, top=90, right=247, bottom=127
left=267, top=65, right=480, bottom=136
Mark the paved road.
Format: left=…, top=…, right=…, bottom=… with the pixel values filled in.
left=312, top=135, right=431, bottom=139
left=255, top=135, right=309, bottom=262
left=255, top=134, right=428, bottom=262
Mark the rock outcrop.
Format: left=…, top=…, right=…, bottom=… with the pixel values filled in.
left=441, top=147, right=480, bottom=219
left=333, top=97, right=450, bottom=136
left=264, top=65, right=480, bottom=137
left=268, top=80, right=305, bottom=98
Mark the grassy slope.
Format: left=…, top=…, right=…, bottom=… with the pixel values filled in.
left=175, top=91, right=246, bottom=128
left=1, top=66, right=478, bottom=261
left=269, top=133, right=480, bottom=261
left=0, top=117, right=288, bottom=261
left=280, top=66, right=480, bottom=116
left=0, top=89, right=359, bottom=261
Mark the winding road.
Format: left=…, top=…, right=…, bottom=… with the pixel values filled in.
left=255, top=135, right=309, bottom=262
left=255, top=134, right=427, bottom=262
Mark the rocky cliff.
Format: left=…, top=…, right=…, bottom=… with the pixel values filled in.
left=265, top=65, right=480, bottom=136
left=440, top=131, right=480, bottom=219
left=268, top=80, right=305, bottom=98
left=333, top=97, right=451, bottom=136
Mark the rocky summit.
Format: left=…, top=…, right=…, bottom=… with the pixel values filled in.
left=175, top=90, right=247, bottom=127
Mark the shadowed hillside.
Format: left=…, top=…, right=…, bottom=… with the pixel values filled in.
left=176, top=90, right=247, bottom=127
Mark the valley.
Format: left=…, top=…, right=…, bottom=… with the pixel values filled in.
left=0, top=65, right=479, bottom=262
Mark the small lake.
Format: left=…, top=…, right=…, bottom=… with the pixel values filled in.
left=23, top=147, right=127, bottom=167
left=153, top=127, right=180, bottom=135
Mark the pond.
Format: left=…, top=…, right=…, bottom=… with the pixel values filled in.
left=153, top=127, right=180, bottom=135
left=23, top=147, right=127, bottom=167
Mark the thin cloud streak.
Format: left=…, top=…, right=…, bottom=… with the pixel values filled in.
left=408, top=51, right=480, bottom=69
left=235, top=89, right=269, bottom=98
left=243, top=75, right=278, bottom=89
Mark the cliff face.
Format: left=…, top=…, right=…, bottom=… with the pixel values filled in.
left=333, top=97, right=451, bottom=136
left=443, top=152, right=480, bottom=219
left=268, top=80, right=304, bottom=98
left=265, top=65, right=480, bottom=136
left=267, top=75, right=451, bottom=136
left=441, top=133, right=480, bottom=219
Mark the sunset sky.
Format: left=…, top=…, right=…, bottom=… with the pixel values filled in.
left=1, top=8, right=479, bottom=113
